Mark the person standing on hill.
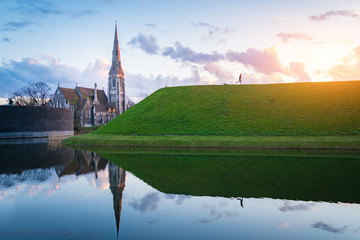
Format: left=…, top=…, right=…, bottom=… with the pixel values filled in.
left=235, top=73, right=242, bottom=84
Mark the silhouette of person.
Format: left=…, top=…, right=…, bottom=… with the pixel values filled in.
left=235, top=73, right=242, bottom=84
left=237, top=197, right=244, bottom=208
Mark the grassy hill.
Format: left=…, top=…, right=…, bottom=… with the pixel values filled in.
left=94, top=81, right=360, bottom=136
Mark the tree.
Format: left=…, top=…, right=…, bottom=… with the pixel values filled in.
left=125, top=97, right=135, bottom=110
left=13, top=81, right=52, bottom=106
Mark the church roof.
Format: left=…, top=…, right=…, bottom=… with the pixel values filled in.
left=96, top=89, right=109, bottom=106
left=76, top=98, right=88, bottom=110
left=59, top=87, right=79, bottom=104
left=76, top=87, right=109, bottom=107
left=76, top=87, right=94, bottom=98
left=94, top=104, right=108, bottom=113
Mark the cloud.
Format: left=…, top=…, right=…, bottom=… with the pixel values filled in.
left=279, top=201, right=316, bottom=212
left=278, top=222, right=290, bottom=229
left=231, top=72, right=285, bottom=85
left=0, top=56, right=111, bottom=98
left=194, top=203, right=239, bottom=224
left=9, top=1, right=98, bottom=19
left=84, top=164, right=110, bottom=191
left=162, top=42, right=223, bottom=63
left=128, top=33, right=159, bottom=54
left=191, top=22, right=236, bottom=41
left=12, top=0, right=62, bottom=17
left=227, top=50, right=309, bottom=83
left=82, top=58, right=111, bottom=88
left=127, top=35, right=310, bottom=83
left=0, top=169, right=52, bottom=189
left=328, top=45, right=360, bottom=81
left=204, top=62, right=233, bottom=79
left=70, top=9, right=99, bottom=18
left=2, top=38, right=10, bottom=42
left=311, top=222, right=347, bottom=234
left=145, top=23, right=157, bottom=28
left=129, top=192, right=161, bottom=213
left=289, top=62, right=311, bottom=82
left=225, top=47, right=311, bottom=82
left=126, top=68, right=204, bottom=99
left=2, top=21, right=34, bottom=31
left=309, top=9, right=360, bottom=22
left=164, top=194, right=191, bottom=205
left=0, top=54, right=207, bottom=100
left=274, top=16, right=287, bottom=23
left=226, top=47, right=285, bottom=75
left=277, top=32, right=313, bottom=43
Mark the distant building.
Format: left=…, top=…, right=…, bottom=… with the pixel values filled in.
left=50, top=23, right=125, bottom=127
left=51, top=84, right=116, bottom=127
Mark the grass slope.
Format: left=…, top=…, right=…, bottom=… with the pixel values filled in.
left=95, top=81, right=360, bottom=136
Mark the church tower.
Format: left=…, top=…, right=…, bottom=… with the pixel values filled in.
left=108, top=22, right=125, bottom=115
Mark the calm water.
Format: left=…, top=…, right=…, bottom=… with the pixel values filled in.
left=0, top=139, right=359, bottom=240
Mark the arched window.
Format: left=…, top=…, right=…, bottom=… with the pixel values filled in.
left=113, top=79, right=115, bottom=87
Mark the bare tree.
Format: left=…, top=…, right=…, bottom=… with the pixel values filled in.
left=13, top=81, right=51, bottom=106
left=125, top=96, right=135, bottom=110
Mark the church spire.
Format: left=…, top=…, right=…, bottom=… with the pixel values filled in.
left=109, top=22, right=124, bottom=76
left=108, top=22, right=126, bottom=115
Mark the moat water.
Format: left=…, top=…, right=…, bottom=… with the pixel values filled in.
left=0, top=139, right=359, bottom=240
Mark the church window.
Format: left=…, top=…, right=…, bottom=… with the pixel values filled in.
left=113, top=79, right=115, bottom=87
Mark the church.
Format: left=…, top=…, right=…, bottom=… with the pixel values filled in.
left=51, top=23, right=125, bottom=127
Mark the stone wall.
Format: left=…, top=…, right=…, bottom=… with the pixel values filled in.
left=0, top=106, right=73, bottom=138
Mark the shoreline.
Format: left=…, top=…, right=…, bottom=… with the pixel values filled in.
left=63, top=134, right=360, bottom=150
left=63, top=143, right=360, bottom=151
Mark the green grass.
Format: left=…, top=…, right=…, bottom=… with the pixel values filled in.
left=64, top=81, right=360, bottom=147
left=94, top=81, right=360, bottom=136
left=63, top=134, right=360, bottom=149
left=95, top=148, right=360, bottom=203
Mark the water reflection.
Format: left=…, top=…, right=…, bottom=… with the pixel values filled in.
left=0, top=139, right=125, bottom=238
left=109, top=161, right=126, bottom=236
left=0, top=139, right=359, bottom=239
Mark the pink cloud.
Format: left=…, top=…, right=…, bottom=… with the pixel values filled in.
left=289, top=62, right=311, bottom=82
left=162, top=42, right=224, bottom=63
left=277, top=32, right=313, bottom=43
left=309, top=10, right=359, bottom=21
left=226, top=46, right=311, bottom=82
left=204, top=62, right=233, bottom=79
left=226, top=47, right=286, bottom=75
left=328, top=45, right=360, bottom=81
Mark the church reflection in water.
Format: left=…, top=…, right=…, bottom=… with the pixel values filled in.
left=49, top=151, right=126, bottom=236
left=0, top=140, right=126, bottom=237
left=109, top=161, right=126, bottom=237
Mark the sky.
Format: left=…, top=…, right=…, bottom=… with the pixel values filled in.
left=0, top=0, right=360, bottom=103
